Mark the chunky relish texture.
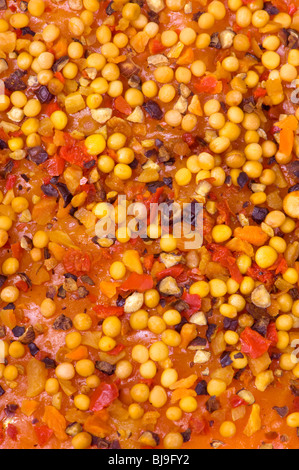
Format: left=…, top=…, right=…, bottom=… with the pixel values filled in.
left=0, top=0, right=299, bottom=450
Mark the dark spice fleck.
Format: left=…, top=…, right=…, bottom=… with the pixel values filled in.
left=4, top=70, right=27, bottom=91
left=0, top=275, right=7, bottom=288
left=28, top=342, right=40, bottom=356
left=21, top=26, right=35, bottom=36
left=206, top=323, right=217, bottom=342
left=237, top=171, right=249, bottom=188
left=52, top=55, right=69, bottom=73
left=206, top=396, right=220, bottom=413
left=273, top=406, right=289, bottom=418
left=35, top=85, right=54, bottom=104
left=251, top=206, right=269, bottom=224
left=0, top=139, right=8, bottom=150
left=95, top=361, right=116, bottom=376
left=56, top=182, right=72, bottom=207
left=53, top=314, right=73, bottom=331
left=12, top=326, right=26, bottom=337
left=41, top=357, right=56, bottom=369
left=143, top=100, right=163, bottom=120
left=41, top=183, right=59, bottom=198
left=4, top=404, right=18, bottom=418
left=27, top=146, right=48, bottom=165
left=195, top=380, right=208, bottom=396
left=181, top=428, right=191, bottom=442
left=220, top=351, right=233, bottom=368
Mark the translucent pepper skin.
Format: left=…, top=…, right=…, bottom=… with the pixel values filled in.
left=89, top=383, right=119, bottom=412
left=239, top=327, right=272, bottom=359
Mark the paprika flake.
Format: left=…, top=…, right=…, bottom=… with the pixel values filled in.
left=240, top=327, right=272, bottom=359
left=89, top=383, right=119, bottom=412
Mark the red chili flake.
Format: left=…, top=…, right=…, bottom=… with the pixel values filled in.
left=260, top=70, right=270, bottom=82
left=230, top=395, right=247, bottom=408
left=208, top=244, right=243, bottom=284
left=293, top=397, right=299, bottom=411
left=156, top=264, right=185, bottom=281
left=34, top=425, right=54, bottom=447
left=247, top=263, right=274, bottom=289
left=59, top=135, right=94, bottom=168
left=63, top=249, right=91, bottom=275
left=113, top=96, right=132, bottom=116
left=11, top=242, right=23, bottom=261
left=240, top=327, right=272, bottom=359
left=108, top=344, right=125, bottom=356
left=194, top=75, right=220, bottom=94
left=266, top=322, right=278, bottom=346
left=288, top=3, right=297, bottom=15
left=189, top=417, right=209, bottom=435
left=0, top=128, right=8, bottom=142
left=43, top=155, right=65, bottom=177
left=143, top=254, right=154, bottom=272
left=93, top=305, right=124, bottom=319
left=15, top=280, right=29, bottom=292
left=181, top=291, right=202, bottom=316
left=6, top=424, right=18, bottom=441
left=149, top=38, right=166, bottom=55
left=5, top=175, right=17, bottom=190
left=182, top=133, right=196, bottom=147
left=119, top=272, right=154, bottom=293
left=254, top=87, right=267, bottom=100
left=45, top=102, right=61, bottom=116
left=54, top=71, right=65, bottom=83
left=89, top=383, right=119, bottom=412
left=268, top=255, right=288, bottom=275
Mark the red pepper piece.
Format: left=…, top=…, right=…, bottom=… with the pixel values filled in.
left=181, top=291, right=202, bottom=315
left=288, top=3, right=297, bottom=15
left=5, top=175, right=17, bottom=190
left=253, top=87, right=267, bottom=100
left=149, top=39, right=166, bottom=54
left=230, top=395, right=247, bottom=408
left=89, top=383, right=119, bottom=412
left=11, top=242, right=23, bottom=261
left=266, top=322, right=278, bottom=346
left=45, top=102, right=61, bottom=116
left=268, top=255, right=288, bottom=275
left=43, top=155, right=65, bottom=177
left=247, top=263, right=274, bottom=289
left=156, top=264, right=185, bottom=281
left=240, top=327, right=272, bottom=359
left=93, top=305, right=124, bottom=319
left=63, top=249, right=91, bottom=275
left=108, top=344, right=125, bottom=356
left=293, top=397, right=299, bottom=411
left=143, top=254, right=154, bottom=272
left=189, top=417, right=209, bottom=435
left=208, top=244, right=243, bottom=284
left=15, top=280, right=29, bottom=292
left=59, top=133, right=95, bottom=168
left=6, top=424, right=18, bottom=441
left=113, top=96, right=132, bottom=116
left=119, top=272, right=154, bottom=292
left=34, top=425, right=54, bottom=447
left=194, top=75, right=220, bottom=93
